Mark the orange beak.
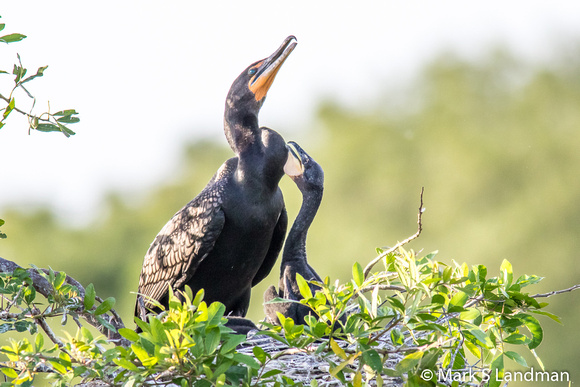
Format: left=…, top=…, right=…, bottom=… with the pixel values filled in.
left=248, top=35, right=297, bottom=101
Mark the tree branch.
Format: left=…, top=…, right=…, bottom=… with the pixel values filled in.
left=530, top=284, right=580, bottom=299
left=363, top=187, right=425, bottom=278
left=0, top=256, right=128, bottom=344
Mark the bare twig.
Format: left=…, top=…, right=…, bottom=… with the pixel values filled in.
left=0, top=93, right=49, bottom=122
left=357, top=284, right=406, bottom=294
left=530, top=284, right=580, bottom=299
left=36, top=317, right=66, bottom=350
left=465, top=283, right=580, bottom=309
left=363, top=187, right=425, bottom=278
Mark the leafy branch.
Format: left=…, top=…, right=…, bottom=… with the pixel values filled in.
left=0, top=257, right=126, bottom=346
left=2, top=189, right=580, bottom=386
left=0, top=16, right=79, bottom=136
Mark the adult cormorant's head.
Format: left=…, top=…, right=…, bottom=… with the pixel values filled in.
left=224, top=36, right=297, bottom=146
left=284, top=141, right=324, bottom=191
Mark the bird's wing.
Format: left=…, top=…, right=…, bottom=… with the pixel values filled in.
left=137, top=159, right=237, bottom=311
left=137, top=191, right=226, bottom=308
left=251, top=206, right=288, bottom=287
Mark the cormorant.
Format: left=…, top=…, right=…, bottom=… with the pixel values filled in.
left=263, top=141, right=327, bottom=326
left=136, top=36, right=298, bottom=330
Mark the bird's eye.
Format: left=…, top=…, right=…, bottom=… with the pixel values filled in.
left=248, top=68, right=257, bottom=76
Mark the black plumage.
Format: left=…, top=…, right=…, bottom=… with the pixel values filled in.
left=136, top=36, right=297, bottom=327
left=264, top=142, right=327, bottom=326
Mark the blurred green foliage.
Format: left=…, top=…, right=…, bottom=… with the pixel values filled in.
left=2, top=48, right=580, bottom=382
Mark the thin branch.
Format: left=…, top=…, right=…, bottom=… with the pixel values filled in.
left=36, top=316, right=66, bottom=350
left=0, top=256, right=127, bottom=344
left=357, top=284, right=406, bottom=294
left=530, top=284, right=580, bottom=299
left=1, top=93, right=35, bottom=119
left=363, top=187, right=425, bottom=278
left=464, top=283, right=580, bottom=309
left=367, top=316, right=402, bottom=346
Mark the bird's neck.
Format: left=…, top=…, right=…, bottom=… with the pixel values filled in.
left=225, top=111, right=286, bottom=194
left=282, top=188, right=323, bottom=263
left=224, top=108, right=260, bottom=154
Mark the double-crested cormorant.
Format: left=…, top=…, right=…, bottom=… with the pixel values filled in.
left=136, top=36, right=297, bottom=329
left=263, top=142, right=326, bottom=326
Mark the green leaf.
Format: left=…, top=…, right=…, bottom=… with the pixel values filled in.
left=388, top=296, right=405, bottom=312
left=329, top=338, right=347, bottom=360
left=204, top=327, right=221, bottom=354
left=500, top=259, right=513, bottom=288
left=530, top=310, right=562, bottom=324
left=84, top=283, right=96, bottom=310
left=220, top=334, right=246, bottom=354
left=1, top=367, right=18, bottom=378
left=118, top=328, right=139, bottom=342
left=503, top=333, right=530, bottom=345
left=54, top=271, right=66, bottom=290
left=517, top=313, right=543, bottom=349
left=73, top=366, right=88, bottom=377
left=34, top=333, right=44, bottom=352
left=515, top=274, right=543, bottom=288
left=442, top=266, right=452, bottom=283
left=395, top=350, right=423, bottom=373
left=362, top=349, right=382, bottom=372
left=56, top=122, right=76, bottom=137
left=56, top=116, right=80, bottom=124
left=49, top=360, right=67, bottom=374
left=21, top=65, right=48, bottom=85
left=252, top=346, right=268, bottom=364
left=261, top=369, right=283, bottom=378
left=475, top=264, right=487, bottom=282
left=81, top=326, right=93, bottom=342
left=35, top=123, right=60, bottom=132
left=232, top=353, right=260, bottom=369
left=352, top=262, right=364, bottom=287
left=467, top=327, right=494, bottom=348
left=296, top=273, right=313, bottom=299
left=131, top=343, right=152, bottom=364
left=94, top=297, right=115, bottom=315
left=460, top=307, right=481, bottom=323
left=2, top=98, right=14, bottom=120
left=0, top=33, right=27, bottom=43
left=204, top=302, right=225, bottom=327
left=390, top=328, right=404, bottom=346
left=504, top=350, right=528, bottom=367
left=113, top=358, right=139, bottom=372
left=448, top=290, right=468, bottom=312
left=353, top=371, right=362, bottom=387
left=192, top=288, right=205, bottom=307
left=488, top=354, right=504, bottom=387
left=54, top=109, right=78, bottom=116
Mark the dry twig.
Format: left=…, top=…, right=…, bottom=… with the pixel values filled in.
left=363, top=187, right=425, bottom=278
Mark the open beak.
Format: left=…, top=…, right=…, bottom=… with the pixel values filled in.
left=283, top=141, right=304, bottom=177
left=249, top=35, right=297, bottom=101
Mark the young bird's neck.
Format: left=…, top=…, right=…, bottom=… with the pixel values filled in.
left=282, top=187, right=323, bottom=264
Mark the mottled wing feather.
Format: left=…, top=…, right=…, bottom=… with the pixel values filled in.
left=137, top=159, right=236, bottom=311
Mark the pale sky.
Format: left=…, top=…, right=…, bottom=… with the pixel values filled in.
left=2, top=1, right=580, bottom=224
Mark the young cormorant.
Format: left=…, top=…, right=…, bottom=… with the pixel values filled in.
left=263, top=142, right=327, bottom=326
left=136, top=36, right=297, bottom=328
